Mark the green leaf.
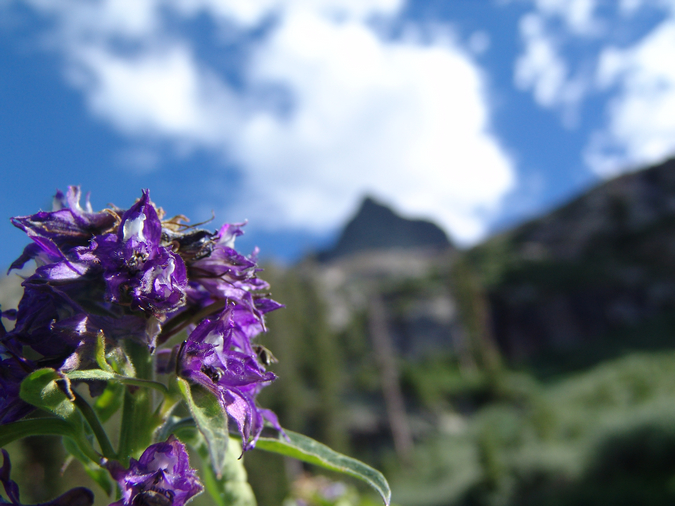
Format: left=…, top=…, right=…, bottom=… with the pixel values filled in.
left=20, top=368, right=77, bottom=420
left=176, top=378, right=229, bottom=477
left=196, top=438, right=256, bottom=506
left=94, top=382, right=125, bottom=423
left=0, top=417, right=100, bottom=463
left=66, top=370, right=169, bottom=394
left=72, top=391, right=117, bottom=459
left=0, top=418, right=77, bottom=447
left=18, top=369, right=102, bottom=463
left=63, top=437, right=115, bottom=496
left=255, top=430, right=391, bottom=506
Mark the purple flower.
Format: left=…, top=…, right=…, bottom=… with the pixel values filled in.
left=9, top=187, right=116, bottom=273
left=0, top=449, right=94, bottom=506
left=9, top=283, right=90, bottom=360
left=0, top=310, right=33, bottom=424
left=187, top=223, right=281, bottom=316
left=94, top=191, right=188, bottom=317
left=5, top=280, right=147, bottom=371
left=178, top=307, right=279, bottom=449
left=0, top=343, right=34, bottom=425
left=107, top=437, right=202, bottom=506
left=7, top=187, right=283, bottom=437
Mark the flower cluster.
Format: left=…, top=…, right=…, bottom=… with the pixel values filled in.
left=1, top=187, right=283, bottom=505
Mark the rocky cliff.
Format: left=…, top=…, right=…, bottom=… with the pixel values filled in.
left=472, top=157, right=675, bottom=367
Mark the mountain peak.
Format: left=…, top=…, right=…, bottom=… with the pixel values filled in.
left=317, top=196, right=452, bottom=262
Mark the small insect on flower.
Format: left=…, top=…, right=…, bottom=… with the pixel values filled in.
left=253, top=344, right=279, bottom=366
left=162, top=229, right=218, bottom=262
left=132, top=489, right=174, bottom=506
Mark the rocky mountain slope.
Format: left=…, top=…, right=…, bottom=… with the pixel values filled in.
left=472, top=157, right=675, bottom=368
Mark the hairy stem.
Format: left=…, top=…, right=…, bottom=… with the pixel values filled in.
left=73, top=391, right=117, bottom=460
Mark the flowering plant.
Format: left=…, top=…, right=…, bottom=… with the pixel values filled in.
left=0, top=188, right=390, bottom=506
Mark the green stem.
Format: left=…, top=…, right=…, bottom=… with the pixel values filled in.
left=67, top=370, right=170, bottom=395
left=73, top=391, right=117, bottom=460
left=117, top=340, right=155, bottom=466
left=118, top=376, right=169, bottom=394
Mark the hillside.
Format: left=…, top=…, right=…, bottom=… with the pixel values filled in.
left=470, top=157, right=675, bottom=369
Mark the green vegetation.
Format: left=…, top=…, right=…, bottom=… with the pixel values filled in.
left=392, top=351, right=675, bottom=506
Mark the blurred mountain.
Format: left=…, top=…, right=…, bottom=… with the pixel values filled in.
left=471, top=157, right=675, bottom=369
left=317, top=196, right=452, bottom=262
left=306, top=156, right=675, bottom=370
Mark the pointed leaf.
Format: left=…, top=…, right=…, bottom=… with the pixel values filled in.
left=255, top=430, right=391, bottom=506
left=177, top=378, right=228, bottom=477
left=20, top=368, right=77, bottom=420
left=18, top=370, right=102, bottom=463
left=63, top=437, right=115, bottom=496
left=0, top=418, right=78, bottom=447
left=196, top=438, right=256, bottom=506
left=0, top=417, right=100, bottom=463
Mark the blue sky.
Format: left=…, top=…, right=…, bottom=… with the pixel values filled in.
left=1, top=0, right=674, bottom=268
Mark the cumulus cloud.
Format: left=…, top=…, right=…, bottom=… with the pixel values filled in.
left=235, top=12, right=513, bottom=241
left=516, top=0, right=675, bottom=177
left=585, top=17, right=675, bottom=176
left=529, top=0, right=599, bottom=35
left=515, top=13, right=572, bottom=108
left=513, top=6, right=592, bottom=126
left=11, top=0, right=516, bottom=244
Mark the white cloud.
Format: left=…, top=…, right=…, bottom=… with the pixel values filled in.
left=585, top=17, right=675, bottom=176
left=513, top=12, right=588, bottom=125
left=72, top=45, right=220, bottom=140
left=531, top=0, right=599, bottom=35
left=10, top=0, right=516, bottom=245
left=234, top=12, right=514, bottom=242
left=516, top=0, right=675, bottom=177
left=514, top=14, right=568, bottom=107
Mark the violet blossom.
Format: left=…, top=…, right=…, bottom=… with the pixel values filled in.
left=0, top=342, right=34, bottom=426
left=92, top=190, right=188, bottom=317
left=106, top=437, right=202, bottom=506
left=9, top=187, right=116, bottom=273
left=178, top=307, right=280, bottom=450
